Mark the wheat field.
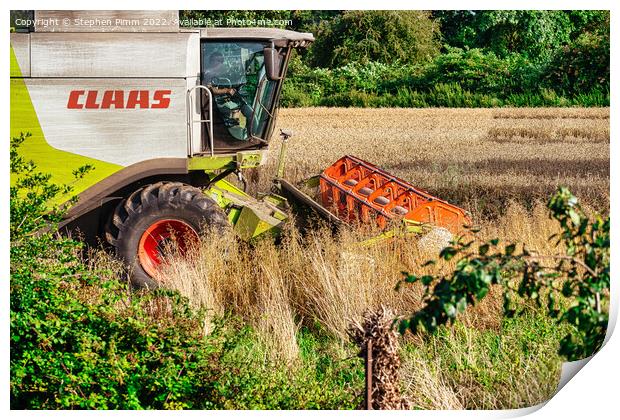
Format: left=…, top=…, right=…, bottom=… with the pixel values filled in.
left=258, top=107, right=610, bottom=219
left=158, top=107, right=608, bottom=409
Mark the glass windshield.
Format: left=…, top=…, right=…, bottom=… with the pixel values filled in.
left=201, top=41, right=279, bottom=142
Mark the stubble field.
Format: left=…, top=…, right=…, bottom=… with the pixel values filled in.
left=157, top=107, right=609, bottom=409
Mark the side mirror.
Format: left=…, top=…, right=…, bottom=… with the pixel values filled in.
left=264, top=47, right=283, bottom=81
left=280, top=128, right=293, bottom=140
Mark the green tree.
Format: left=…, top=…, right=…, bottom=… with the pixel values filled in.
left=398, top=188, right=609, bottom=361
left=288, top=10, right=342, bottom=33
left=434, top=11, right=574, bottom=62
left=432, top=10, right=479, bottom=49
left=544, top=11, right=609, bottom=95
left=308, top=10, right=441, bottom=68
left=478, top=11, right=573, bottom=61
left=567, top=10, right=610, bottom=40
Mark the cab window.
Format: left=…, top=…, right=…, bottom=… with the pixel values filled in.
left=202, top=41, right=280, bottom=141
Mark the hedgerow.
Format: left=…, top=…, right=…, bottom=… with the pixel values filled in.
left=281, top=49, right=609, bottom=108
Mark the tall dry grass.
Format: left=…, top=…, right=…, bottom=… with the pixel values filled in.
left=400, top=317, right=563, bottom=409
left=158, top=200, right=566, bottom=362
left=159, top=107, right=607, bottom=408
left=153, top=200, right=569, bottom=408
left=159, top=224, right=429, bottom=360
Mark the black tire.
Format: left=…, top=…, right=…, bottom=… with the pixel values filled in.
left=105, top=181, right=229, bottom=289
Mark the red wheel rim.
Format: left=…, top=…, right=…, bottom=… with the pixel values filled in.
left=137, top=219, right=199, bottom=279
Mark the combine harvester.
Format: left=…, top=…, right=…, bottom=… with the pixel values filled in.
left=10, top=10, right=470, bottom=287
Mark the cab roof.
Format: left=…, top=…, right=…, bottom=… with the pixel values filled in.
left=197, top=27, right=314, bottom=48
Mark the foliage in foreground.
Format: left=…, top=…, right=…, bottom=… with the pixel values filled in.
left=399, top=188, right=609, bottom=361
left=10, top=135, right=359, bottom=409
left=10, top=133, right=593, bottom=409
left=402, top=314, right=566, bottom=409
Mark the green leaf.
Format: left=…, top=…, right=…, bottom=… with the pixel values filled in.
left=420, top=275, right=434, bottom=286
left=403, top=274, right=418, bottom=283
left=475, top=286, right=489, bottom=300
left=398, top=319, right=410, bottom=335
left=568, top=209, right=581, bottom=226
left=439, top=247, right=457, bottom=261
left=456, top=297, right=467, bottom=314
left=443, top=303, right=456, bottom=318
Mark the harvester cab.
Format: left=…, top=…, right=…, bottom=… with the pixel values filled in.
left=188, top=28, right=313, bottom=159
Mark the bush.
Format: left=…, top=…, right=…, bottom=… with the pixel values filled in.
left=10, top=134, right=361, bottom=409
left=10, top=142, right=220, bottom=408
left=420, top=48, right=511, bottom=95
left=544, top=28, right=610, bottom=96
left=308, top=10, right=441, bottom=68
left=281, top=49, right=608, bottom=108
left=398, top=187, right=609, bottom=361
left=201, top=326, right=362, bottom=409
left=280, top=83, right=316, bottom=107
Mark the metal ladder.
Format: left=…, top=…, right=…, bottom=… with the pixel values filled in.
left=186, top=85, right=214, bottom=157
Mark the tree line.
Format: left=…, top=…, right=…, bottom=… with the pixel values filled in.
left=182, top=10, right=610, bottom=107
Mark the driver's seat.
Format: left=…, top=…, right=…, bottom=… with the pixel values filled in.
left=200, top=87, right=249, bottom=151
